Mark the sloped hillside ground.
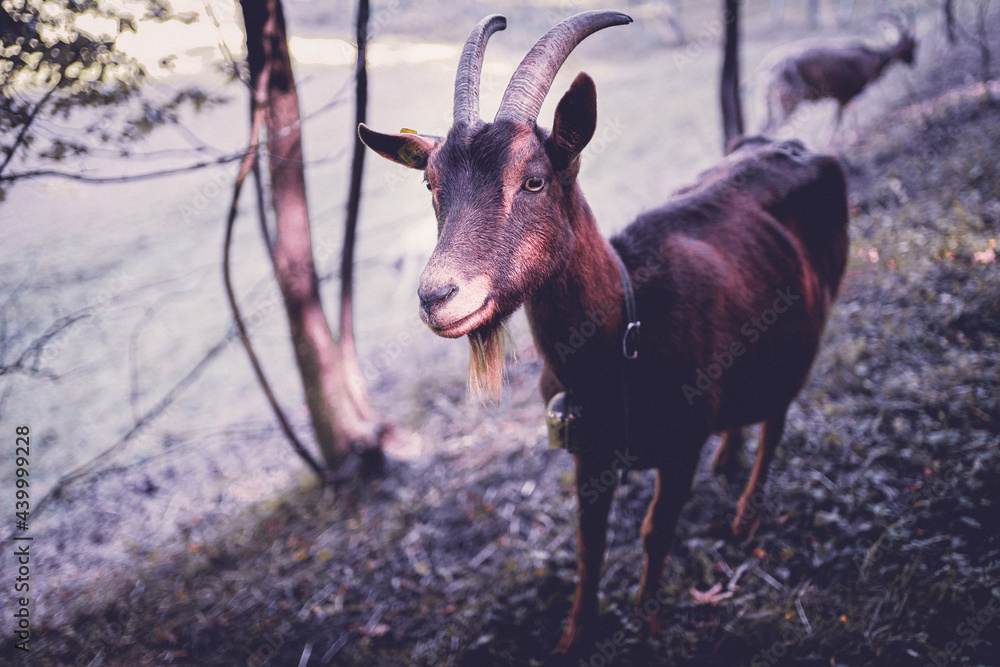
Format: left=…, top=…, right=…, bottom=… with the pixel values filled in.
left=12, top=19, right=1000, bottom=667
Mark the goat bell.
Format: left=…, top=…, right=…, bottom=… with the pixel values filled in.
left=546, top=391, right=584, bottom=452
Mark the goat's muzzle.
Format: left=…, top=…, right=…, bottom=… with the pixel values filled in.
left=417, top=272, right=495, bottom=338
left=418, top=283, right=457, bottom=311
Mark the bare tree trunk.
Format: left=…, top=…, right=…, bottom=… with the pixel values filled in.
left=340, top=0, right=374, bottom=427
left=721, top=0, right=744, bottom=151
left=241, top=0, right=382, bottom=473
left=945, top=0, right=957, bottom=44
left=976, top=1, right=993, bottom=81
left=807, top=0, right=821, bottom=28
left=666, top=0, right=686, bottom=45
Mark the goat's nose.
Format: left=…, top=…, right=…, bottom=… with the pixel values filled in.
left=418, top=283, right=457, bottom=311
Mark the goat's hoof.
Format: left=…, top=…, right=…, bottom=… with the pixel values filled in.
left=632, top=593, right=664, bottom=639
left=553, top=618, right=589, bottom=656
left=553, top=629, right=579, bottom=655
left=731, top=512, right=762, bottom=538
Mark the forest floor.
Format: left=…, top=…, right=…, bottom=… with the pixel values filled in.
left=7, top=7, right=1000, bottom=667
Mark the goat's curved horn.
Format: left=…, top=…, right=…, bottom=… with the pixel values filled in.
left=495, top=11, right=631, bottom=125
left=454, top=14, right=507, bottom=127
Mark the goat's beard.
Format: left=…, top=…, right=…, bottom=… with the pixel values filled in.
left=467, top=320, right=511, bottom=401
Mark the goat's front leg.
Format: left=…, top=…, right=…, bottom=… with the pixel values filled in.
left=555, top=451, right=617, bottom=654
left=636, top=467, right=692, bottom=636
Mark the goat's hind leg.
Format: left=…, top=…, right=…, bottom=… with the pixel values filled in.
left=712, top=427, right=744, bottom=479
left=732, top=413, right=786, bottom=537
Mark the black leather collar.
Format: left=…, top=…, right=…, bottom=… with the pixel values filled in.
left=615, top=253, right=640, bottom=359
left=614, top=252, right=639, bottom=482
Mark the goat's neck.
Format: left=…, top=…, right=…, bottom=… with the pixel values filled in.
left=525, top=186, right=625, bottom=391
left=874, top=40, right=904, bottom=74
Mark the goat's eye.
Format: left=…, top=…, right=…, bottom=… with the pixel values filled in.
left=425, top=181, right=433, bottom=191
left=523, top=177, right=545, bottom=193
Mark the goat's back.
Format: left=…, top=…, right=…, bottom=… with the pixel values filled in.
left=619, top=137, right=848, bottom=292
left=611, top=138, right=848, bottom=439
left=790, top=46, right=880, bottom=104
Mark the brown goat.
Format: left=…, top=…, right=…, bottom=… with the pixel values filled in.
left=764, top=24, right=917, bottom=134
left=360, top=12, right=849, bottom=654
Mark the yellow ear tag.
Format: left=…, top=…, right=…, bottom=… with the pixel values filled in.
left=400, top=128, right=418, bottom=134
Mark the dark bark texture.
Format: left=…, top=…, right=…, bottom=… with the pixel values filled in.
left=241, top=0, right=382, bottom=473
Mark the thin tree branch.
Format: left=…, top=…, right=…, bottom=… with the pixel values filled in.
left=223, top=55, right=327, bottom=484
left=338, top=0, right=376, bottom=421
left=0, top=153, right=244, bottom=184
left=253, top=158, right=276, bottom=266
left=0, top=85, right=57, bottom=179
left=0, top=148, right=348, bottom=185
left=17, top=275, right=320, bottom=529
left=129, top=309, right=151, bottom=423
left=0, top=313, right=90, bottom=380
left=1, top=79, right=352, bottom=189
left=129, top=303, right=170, bottom=424
left=952, top=0, right=994, bottom=81
left=945, top=0, right=957, bottom=44
left=340, top=0, right=369, bottom=344
left=720, top=0, right=744, bottom=150
left=27, top=326, right=233, bottom=526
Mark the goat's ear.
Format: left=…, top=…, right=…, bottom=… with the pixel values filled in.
left=358, top=124, right=440, bottom=170
left=547, top=72, right=597, bottom=172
